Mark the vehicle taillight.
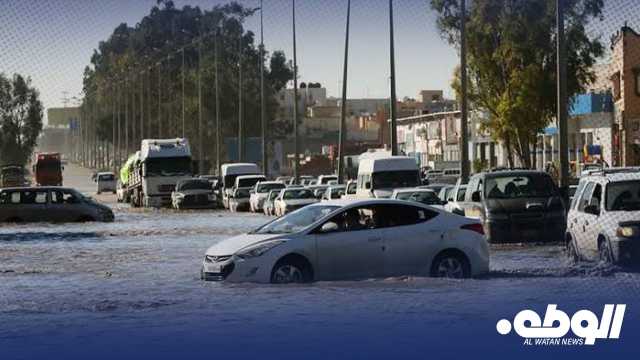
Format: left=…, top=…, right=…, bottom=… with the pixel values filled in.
left=461, top=223, right=484, bottom=235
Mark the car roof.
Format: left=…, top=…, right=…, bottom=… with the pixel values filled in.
left=393, top=187, right=435, bottom=193
left=474, top=170, right=549, bottom=179
left=583, top=171, right=640, bottom=183
left=0, top=186, right=73, bottom=191
left=315, top=198, right=439, bottom=208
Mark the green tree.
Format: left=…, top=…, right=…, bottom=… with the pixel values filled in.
left=0, top=73, right=44, bottom=166
left=82, top=1, right=294, bottom=169
left=431, top=0, right=604, bottom=168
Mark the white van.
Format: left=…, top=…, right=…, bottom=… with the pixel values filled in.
left=220, top=163, right=261, bottom=209
left=356, top=156, right=420, bottom=199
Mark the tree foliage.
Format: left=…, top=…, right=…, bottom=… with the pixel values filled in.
left=0, top=73, right=44, bottom=166
left=83, top=1, right=294, bottom=167
left=431, top=0, right=604, bottom=167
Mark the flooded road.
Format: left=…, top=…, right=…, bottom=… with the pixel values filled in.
left=1, top=164, right=638, bottom=359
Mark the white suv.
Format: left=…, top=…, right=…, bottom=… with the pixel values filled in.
left=566, top=169, right=640, bottom=265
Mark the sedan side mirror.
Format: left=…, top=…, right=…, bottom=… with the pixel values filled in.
left=584, top=204, right=600, bottom=216
left=320, top=222, right=339, bottom=233
left=365, top=181, right=371, bottom=189
left=471, top=191, right=481, bottom=202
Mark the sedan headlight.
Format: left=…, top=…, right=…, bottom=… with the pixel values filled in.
left=616, top=226, right=638, bottom=238
left=235, top=240, right=286, bottom=259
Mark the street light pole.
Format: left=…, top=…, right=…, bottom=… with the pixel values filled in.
left=215, top=27, right=221, bottom=175
left=238, top=28, right=244, bottom=162
left=460, top=0, right=470, bottom=183
left=292, top=0, right=299, bottom=183
left=337, top=0, right=351, bottom=183
left=557, top=0, right=569, bottom=191
left=182, top=47, right=186, bottom=138
left=260, top=0, right=267, bottom=176
left=198, top=36, right=204, bottom=174
left=388, top=0, right=398, bottom=155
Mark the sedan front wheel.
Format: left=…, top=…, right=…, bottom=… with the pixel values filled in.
left=430, top=252, right=471, bottom=279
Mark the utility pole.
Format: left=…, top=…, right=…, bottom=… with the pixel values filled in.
left=460, top=0, right=470, bottom=183
left=215, top=27, right=221, bottom=175
left=337, top=0, right=351, bottom=183
left=147, top=66, right=151, bottom=139
left=198, top=36, right=204, bottom=174
left=158, top=59, right=163, bottom=138
left=238, top=28, right=244, bottom=162
left=557, top=0, right=569, bottom=192
left=132, top=71, right=137, bottom=153
left=140, top=69, right=145, bottom=141
left=388, top=0, right=398, bottom=155
left=182, top=47, right=186, bottom=138
left=117, top=81, right=122, bottom=167
left=125, top=77, right=129, bottom=157
left=112, top=83, right=117, bottom=172
left=292, top=0, right=299, bottom=183
left=260, top=0, right=267, bottom=176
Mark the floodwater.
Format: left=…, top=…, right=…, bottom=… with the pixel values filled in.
left=1, top=164, right=638, bottom=359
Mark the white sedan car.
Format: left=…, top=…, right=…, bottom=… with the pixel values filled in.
left=273, top=188, right=318, bottom=216
left=201, top=199, right=489, bottom=283
left=249, top=181, right=286, bottom=213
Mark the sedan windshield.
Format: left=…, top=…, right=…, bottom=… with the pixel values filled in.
left=177, top=180, right=210, bottom=191
left=238, top=177, right=265, bottom=188
left=485, top=174, right=555, bottom=199
left=256, top=183, right=285, bottom=193
left=145, top=157, right=191, bottom=176
left=606, top=180, right=640, bottom=211
left=254, top=205, right=340, bottom=234
left=283, top=189, right=315, bottom=199
left=372, top=170, right=420, bottom=189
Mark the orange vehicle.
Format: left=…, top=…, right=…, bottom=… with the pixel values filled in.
left=33, top=152, right=63, bottom=186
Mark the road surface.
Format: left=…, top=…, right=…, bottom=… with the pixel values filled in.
left=0, top=163, right=638, bottom=359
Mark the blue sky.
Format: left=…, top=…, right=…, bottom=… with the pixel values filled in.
left=0, top=0, right=638, bottom=123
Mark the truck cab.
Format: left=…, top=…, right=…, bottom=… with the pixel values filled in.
left=135, top=139, right=193, bottom=208
left=33, top=152, right=63, bottom=186
left=220, top=163, right=261, bottom=209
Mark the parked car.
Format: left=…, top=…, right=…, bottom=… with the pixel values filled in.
left=444, top=181, right=467, bottom=214
left=317, top=174, right=338, bottom=185
left=0, top=187, right=114, bottom=223
left=201, top=199, right=489, bottom=283
left=566, top=169, right=640, bottom=265
left=437, top=185, right=455, bottom=203
left=307, top=185, right=329, bottom=200
left=263, top=189, right=281, bottom=216
left=171, top=178, right=217, bottom=209
left=249, top=181, right=286, bottom=213
left=0, top=165, right=28, bottom=188
left=391, top=188, right=444, bottom=208
left=341, top=180, right=358, bottom=200
left=96, top=172, right=117, bottom=194
left=273, top=188, right=318, bottom=216
left=322, top=185, right=346, bottom=201
left=457, top=170, right=565, bottom=243
left=356, top=156, right=420, bottom=199
left=229, top=187, right=252, bottom=212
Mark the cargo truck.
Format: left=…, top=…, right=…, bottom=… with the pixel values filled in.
left=121, top=139, right=193, bottom=208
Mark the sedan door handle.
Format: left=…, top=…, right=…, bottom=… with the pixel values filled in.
left=367, top=237, right=382, bottom=243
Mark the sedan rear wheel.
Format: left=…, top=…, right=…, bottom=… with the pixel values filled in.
left=431, top=252, right=470, bottom=279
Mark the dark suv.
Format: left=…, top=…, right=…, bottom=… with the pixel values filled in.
left=457, top=170, right=566, bottom=243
